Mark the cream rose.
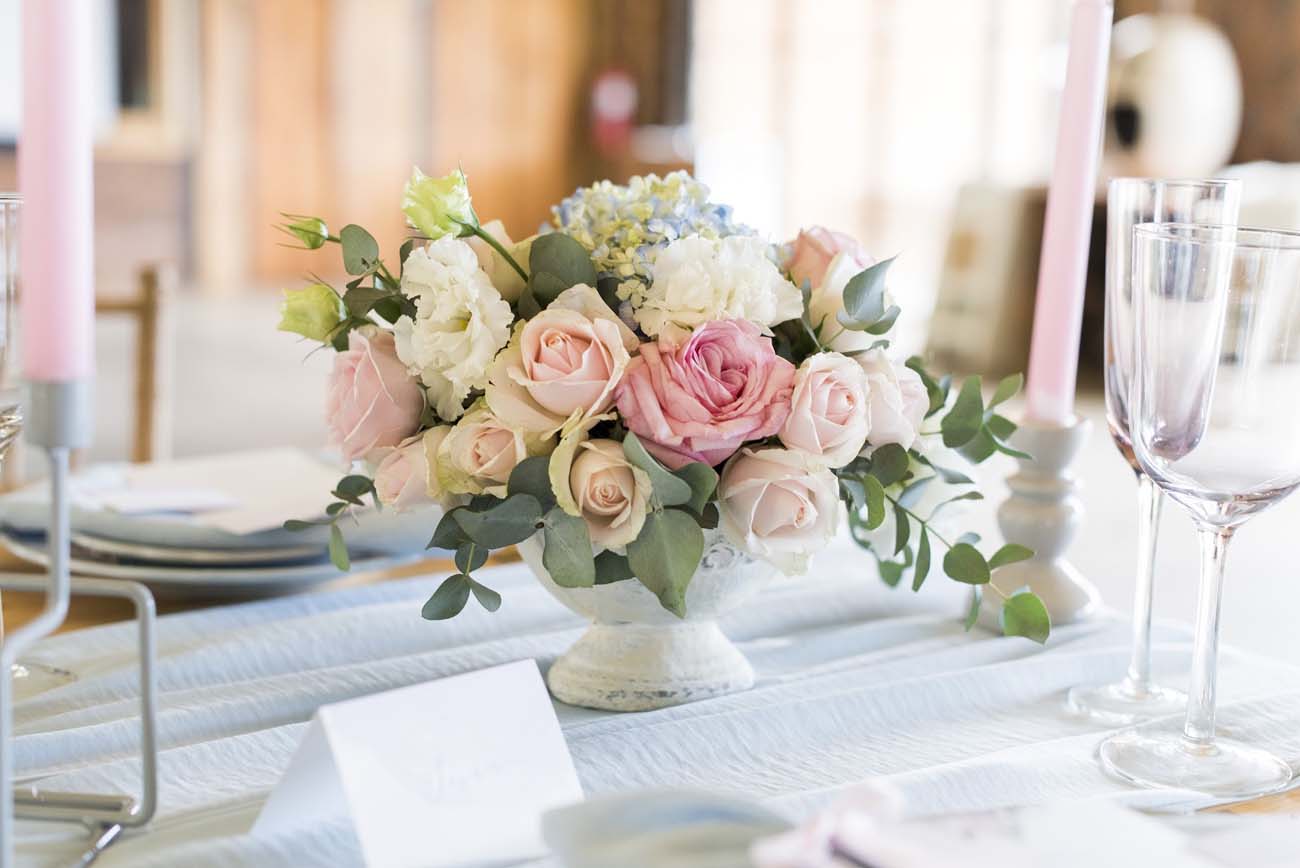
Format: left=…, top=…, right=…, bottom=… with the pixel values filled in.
left=718, top=447, right=840, bottom=575
left=566, top=439, right=652, bottom=550
left=858, top=350, right=928, bottom=450
left=778, top=352, right=870, bottom=468
left=486, top=284, right=638, bottom=434
left=374, top=431, right=440, bottom=510
left=436, top=401, right=553, bottom=497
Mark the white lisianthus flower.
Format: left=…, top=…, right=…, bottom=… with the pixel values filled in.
left=636, top=235, right=802, bottom=341
left=394, top=237, right=513, bottom=421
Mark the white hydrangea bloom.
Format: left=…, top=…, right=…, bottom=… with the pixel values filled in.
left=393, top=237, right=513, bottom=421
left=636, top=235, right=803, bottom=341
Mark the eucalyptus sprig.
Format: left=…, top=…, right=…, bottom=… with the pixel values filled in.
left=283, top=473, right=380, bottom=571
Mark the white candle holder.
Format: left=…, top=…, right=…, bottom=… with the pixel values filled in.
left=981, top=415, right=1102, bottom=631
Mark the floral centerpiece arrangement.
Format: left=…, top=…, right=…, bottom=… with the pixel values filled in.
left=277, top=169, right=1049, bottom=647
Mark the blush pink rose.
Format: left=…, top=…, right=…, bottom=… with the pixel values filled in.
left=718, top=447, right=840, bottom=574
left=373, top=430, right=443, bottom=509
left=858, top=350, right=928, bottom=450
left=783, top=226, right=872, bottom=290
left=778, top=352, right=870, bottom=468
left=615, top=319, right=796, bottom=469
left=326, top=327, right=424, bottom=462
left=486, top=285, right=638, bottom=434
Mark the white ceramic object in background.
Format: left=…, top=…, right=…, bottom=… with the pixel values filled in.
left=517, top=528, right=775, bottom=711
left=986, top=416, right=1102, bottom=630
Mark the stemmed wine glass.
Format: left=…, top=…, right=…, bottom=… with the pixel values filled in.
left=0, top=194, right=75, bottom=697
left=1100, top=222, right=1300, bottom=798
left=1066, top=178, right=1241, bottom=724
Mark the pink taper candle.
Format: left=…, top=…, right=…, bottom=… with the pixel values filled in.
left=1024, top=0, right=1113, bottom=424
left=20, top=0, right=95, bottom=383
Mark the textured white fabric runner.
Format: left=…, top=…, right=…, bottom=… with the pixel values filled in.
left=11, top=537, right=1300, bottom=867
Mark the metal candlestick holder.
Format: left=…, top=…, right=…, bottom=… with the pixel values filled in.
left=0, top=382, right=160, bottom=868
left=981, top=415, right=1102, bottom=632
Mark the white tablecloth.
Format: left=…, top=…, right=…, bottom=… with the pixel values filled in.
left=12, top=539, right=1300, bottom=866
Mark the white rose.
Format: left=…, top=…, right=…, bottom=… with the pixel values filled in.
left=393, top=237, right=514, bottom=421
left=809, top=253, right=898, bottom=353
left=858, top=350, right=928, bottom=450
left=636, top=235, right=802, bottom=341
left=718, top=447, right=840, bottom=575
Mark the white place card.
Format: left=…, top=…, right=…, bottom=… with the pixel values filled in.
left=253, top=659, right=584, bottom=867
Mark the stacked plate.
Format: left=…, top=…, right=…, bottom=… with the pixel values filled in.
left=0, top=451, right=437, bottom=600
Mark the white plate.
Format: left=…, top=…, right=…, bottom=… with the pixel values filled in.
left=0, top=530, right=416, bottom=600
left=69, top=532, right=328, bottom=566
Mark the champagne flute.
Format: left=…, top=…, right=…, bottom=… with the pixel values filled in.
left=0, top=194, right=75, bottom=697
left=1066, top=178, right=1240, bottom=724
left=1099, top=222, right=1300, bottom=798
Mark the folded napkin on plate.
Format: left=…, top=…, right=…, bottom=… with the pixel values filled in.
left=0, top=448, right=346, bottom=536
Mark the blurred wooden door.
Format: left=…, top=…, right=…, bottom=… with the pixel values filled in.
left=195, top=0, right=592, bottom=292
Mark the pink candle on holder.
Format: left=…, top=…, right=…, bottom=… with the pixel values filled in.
left=20, top=0, right=95, bottom=384
left=1024, top=0, right=1113, bottom=425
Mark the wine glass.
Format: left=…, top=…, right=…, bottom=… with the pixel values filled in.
left=0, top=194, right=75, bottom=697
left=1066, top=178, right=1241, bottom=724
left=1099, top=222, right=1300, bottom=798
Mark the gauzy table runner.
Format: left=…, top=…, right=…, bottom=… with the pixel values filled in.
left=11, top=537, right=1300, bottom=867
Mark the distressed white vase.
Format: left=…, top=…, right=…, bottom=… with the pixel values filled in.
left=517, top=528, right=775, bottom=712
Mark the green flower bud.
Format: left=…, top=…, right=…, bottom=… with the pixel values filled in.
left=278, top=213, right=330, bottom=249
left=278, top=283, right=345, bottom=343
left=402, top=167, right=475, bottom=240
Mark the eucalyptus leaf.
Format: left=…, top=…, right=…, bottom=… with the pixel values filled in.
left=940, top=376, right=984, bottom=448
left=673, top=462, right=719, bottom=517
left=508, top=455, right=558, bottom=511
left=870, top=443, right=910, bottom=487
left=594, top=550, right=635, bottom=584
left=864, top=305, right=900, bottom=335
left=989, top=373, right=1024, bottom=408
left=333, top=474, right=374, bottom=502
left=398, top=238, right=415, bottom=275
left=878, top=559, right=904, bottom=587
left=429, top=509, right=469, bottom=550
left=340, top=224, right=380, bottom=276
left=906, top=356, right=947, bottom=418
left=986, top=413, right=1018, bottom=441
left=542, top=508, right=596, bottom=588
left=468, top=578, right=503, bottom=613
left=328, top=524, right=350, bottom=571
left=283, top=518, right=326, bottom=532
left=1001, top=590, right=1051, bottom=643
left=863, top=475, right=887, bottom=530
left=325, top=501, right=347, bottom=517
left=454, top=542, right=488, bottom=573
left=622, top=433, right=693, bottom=506
left=898, top=475, right=934, bottom=509
left=893, top=503, right=910, bottom=555
left=989, top=543, right=1034, bottom=570
left=956, top=428, right=997, bottom=464
left=529, top=233, right=597, bottom=303
left=942, top=542, right=990, bottom=585
left=957, top=531, right=981, bottom=546
left=837, top=256, right=895, bottom=328
left=627, top=509, right=704, bottom=617
left=964, top=585, right=983, bottom=631
left=421, top=574, right=471, bottom=620
left=699, top=502, right=720, bottom=530
left=451, top=494, right=543, bottom=548
left=839, top=477, right=866, bottom=512
left=930, top=490, right=985, bottom=519
left=912, top=526, right=931, bottom=591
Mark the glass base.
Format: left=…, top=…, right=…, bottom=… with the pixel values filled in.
left=1065, top=680, right=1187, bottom=725
left=11, top=661, right=76, bottom=700
left=1100, top=729, right=1293, bottom=799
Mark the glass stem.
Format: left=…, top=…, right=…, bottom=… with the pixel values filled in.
left=1123, top=472, right=1163, bottom=693
left=1184, top=525, right=1233, bottom=746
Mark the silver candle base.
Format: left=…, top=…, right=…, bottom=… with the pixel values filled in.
left=980, top=415, right=1102, bottom=631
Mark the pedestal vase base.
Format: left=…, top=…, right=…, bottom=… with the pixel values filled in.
left=546, top=621, right=754, bottom=712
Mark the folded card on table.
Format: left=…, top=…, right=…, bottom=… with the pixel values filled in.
left=253, top=659, right=584, bottom=868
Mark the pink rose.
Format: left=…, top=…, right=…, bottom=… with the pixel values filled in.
left=718, top=447, right=840, bottom=574
left=326, top=327, right=424, bottom=462
left=486, top=285, right=638, bottom=434
left=374, top=429, right=444, bottom=509
left=566, top=439, right=652, bottom=549
left=615, top=319, right=796, bottom=469
left=779, top=352, right=870, bottom=468
left=435, top=401, right=552, bottom=497
left=783, top=226, right=872, bottom=290
left=858, top=350, right=928, bottom=450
